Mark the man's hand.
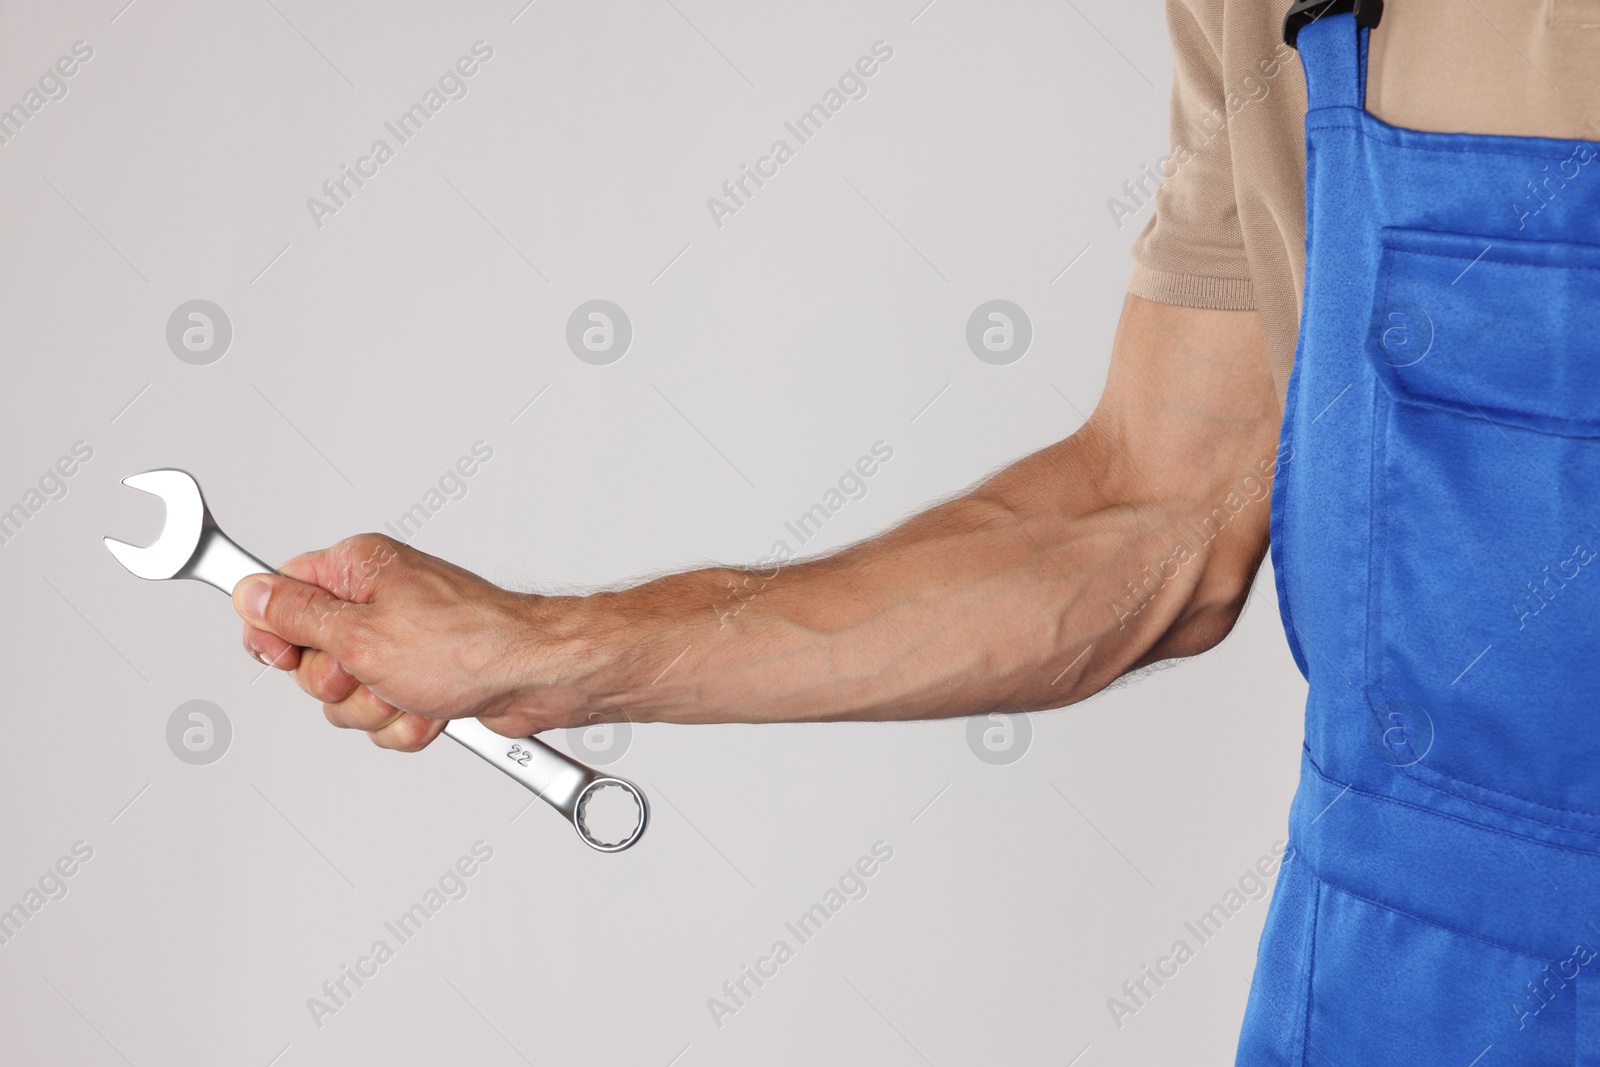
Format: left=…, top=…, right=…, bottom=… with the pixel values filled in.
left=233, top=535, right=577, bottom=751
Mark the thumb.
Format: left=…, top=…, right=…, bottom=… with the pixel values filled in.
left=232, top=574, right=367, bottom=658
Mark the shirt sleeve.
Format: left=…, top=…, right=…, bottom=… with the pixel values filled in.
left=1126, top=0, right=1256, bottom=310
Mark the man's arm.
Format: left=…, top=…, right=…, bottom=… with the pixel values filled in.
left=234, top=294, right=1282, bottom=750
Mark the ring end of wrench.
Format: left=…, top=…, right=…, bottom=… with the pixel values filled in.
left=573, top=777, right=649, bottom=853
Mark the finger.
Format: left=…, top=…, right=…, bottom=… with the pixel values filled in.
left=242, top=625, right=299, bottom=671
left=478, top=709, right=555, bottom=738
left=232, top=573, right=369, bottom=660
left=323, top=684, right=404, bottom=732
left=368, top=711, right=448, bottom=753
left=295, top=648, right=361, bottom=705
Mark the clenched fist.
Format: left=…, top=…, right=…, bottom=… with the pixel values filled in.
left=232, top=534, right=600, bottom=751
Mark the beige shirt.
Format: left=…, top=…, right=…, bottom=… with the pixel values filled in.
left=1128, top=0, right=1600, bottom=399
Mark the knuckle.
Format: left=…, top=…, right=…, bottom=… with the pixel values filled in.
left=342, top=533, right=404, bottom=583
left=276, top=581, right=325, bottom=632
left=376, top=714, right=432, bottom=753
left=340, top=532, right=386, bottom=560
left=348, top=531, right=394, bottom=551
left=310, top=660, right=357, bottom=704
left=277, top=550, right=322, bottom=584
left=333, top=627, right=368, bottom=670
left=361, top=687, right=398, bottom=721
left=335, top=611, right=383, bottom=667
left=293, top=667, right=323, bottom=702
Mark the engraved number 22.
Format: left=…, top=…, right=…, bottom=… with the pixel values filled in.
left=506, top=744, right=532, bottom=766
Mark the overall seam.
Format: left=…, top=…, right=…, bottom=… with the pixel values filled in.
left=1367, top=258, right=1393, bottom=722
left=1299, top=874, right=1321, bottom=1067
left=1304, top=752, right=1600, bottom=860
left=1300, top=854, right=1559, bottom=964
left=1387, top=248, right=1600, bottom=274
left=1306, top=110, right=1600, bottom=162
left=1399, top=757, right=1600, bottom=829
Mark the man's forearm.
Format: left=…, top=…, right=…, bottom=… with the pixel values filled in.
left=531, top=360, right=1279, bottom=727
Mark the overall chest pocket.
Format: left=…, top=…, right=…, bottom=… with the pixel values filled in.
left=1366, top=227, right=1600, bottom=833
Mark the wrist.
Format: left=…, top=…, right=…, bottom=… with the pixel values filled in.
left=507, top=580, right=721, bottom=727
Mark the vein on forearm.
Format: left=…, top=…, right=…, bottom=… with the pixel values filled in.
left=585, top=446, right=1261, bottom=726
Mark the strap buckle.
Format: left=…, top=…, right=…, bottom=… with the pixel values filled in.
left=1282, top=0, right=1384, bottom=49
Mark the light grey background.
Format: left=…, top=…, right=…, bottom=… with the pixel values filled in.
left=0, top=1, right=1308, bottom=1064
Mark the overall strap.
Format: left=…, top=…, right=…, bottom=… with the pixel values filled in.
left=1295, top=13, right=1371, bottom=112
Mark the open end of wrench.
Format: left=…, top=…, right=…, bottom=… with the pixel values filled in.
left=103, top=469, right=206, bottom=580
left=574, top=778, right=649, bottom=852
left=105, top=469, right=273, bottom=594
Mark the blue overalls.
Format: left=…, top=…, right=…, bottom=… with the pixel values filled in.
left=1238, top=8, right=1600, bottom=1065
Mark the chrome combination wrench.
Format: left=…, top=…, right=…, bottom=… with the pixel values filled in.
left=103, top=469, right=648, bottom=852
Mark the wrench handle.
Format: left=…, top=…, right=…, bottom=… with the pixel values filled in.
left=443, top=719, right=648, bottom=852
left=185, top=523, right=277, bottom=596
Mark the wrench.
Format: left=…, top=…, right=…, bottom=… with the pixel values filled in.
left=103, top=468, right=648, bottom=853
